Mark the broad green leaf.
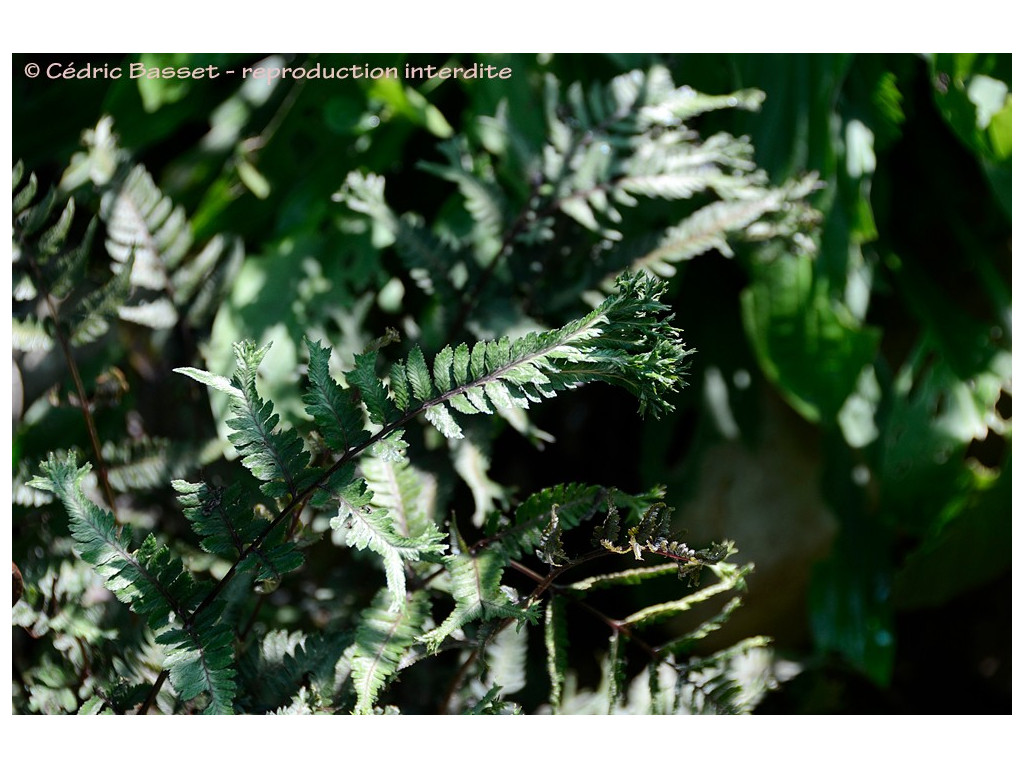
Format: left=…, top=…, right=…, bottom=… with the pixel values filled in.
left=741, top=250, right=879, bottom=424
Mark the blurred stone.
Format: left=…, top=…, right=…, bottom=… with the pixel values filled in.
left=675, top=388, right=837, bottom=651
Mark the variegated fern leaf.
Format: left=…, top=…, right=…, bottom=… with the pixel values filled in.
left=100, top=162, right=244, bottom=330
left=27, top=453, right=237, bottom=714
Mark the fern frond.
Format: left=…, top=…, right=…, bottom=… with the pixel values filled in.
left=13, top=163, right=94, bottom=297
left=102, top=436, right=198, bottom=493
left=346, top=348, right=401, bottom=428
left=176, top=234, right=245, bottom=326
left=465, top=684, right=523, bottom=714
left=658, top=596, right=747, bottom=657
left=14, top=461, right=55, bottom=507
left=676, top=636, right=775, bottom=714
left=12, top=160, right=35, bottom=215
left=484, top=622, right=528, bottom=697
left=349, top=589, right=429, bottom=714
left=331, top=482, right=446, bottom=611
left=302, top=337, right=370, bottom=454
left=488, top=484, right=611, bottom=560
left=68, top=253, right=134, bottom=346
left=612, top=175, right=822, bottom=283
left=605, top=632, right=629, bottom=714
left=101, top=164, right=192, bottom=288
left=453, top=434, right=509, bottom=528
left=622, top=561, right=751, bottom=629
left=238, top=629, right=351, bottom=713
left=177, top=341, right=315, bottom=501
left=420, top=548, right=536, bottom=654
left=173, top=479, right=303, bottom=591
left=533, top=67, right=779, bottom=243
left=28, top=452, right=237, bottom=714
left=158, top=609, right=237, bottom=714
left=339, top=171, right=466, bottom=302
left=565, top=563, right=678, bottom=591
left=13, top=163, right=97, bottom=345
left=360, top=451, right=438, bottom=539
left=12, top=316, right=55, bottom=352
left=53, top=119, right=245, bottom=331
left=386, top=272, right=691, bottom=437
left=14, top=179, right=57, bottom=237
left=545, top=595, right=569, bottom=713
left=599, top=503, right=736, bottom=586
left=48, top=219, right=96, bottom=300
left=418, top=137, right=510, bottom=256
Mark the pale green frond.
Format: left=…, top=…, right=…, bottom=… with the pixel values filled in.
left=658, top=596, right=747, bottom=657
left=101, top=164, right=193, bottom=285
left=408, top=273, right=692, bottom=434
left=622, top=563, right=752, bottom=629
left=545, top=596, right=569, bottom=713
left=484, top=622, right=528, bottom=697
left=12, top=316, right=54, bottom=352
left=338, top=170, right=465, bottom=302
left=360, top=452, right=438, bottom=539
left=420, top=549, right=528, bottom=654
left=68, top=253, right=134, bottom=346
left=453, top=435, right=509, bottom=528
left=331, top=490, right=446, bottom=612
left=349, top=589, right=429, bottom=715
left=565, top=563, right=678, bottom=592
left=418, top=137, right=509, bottom=255
left=605, top=632, right=629, bottom=714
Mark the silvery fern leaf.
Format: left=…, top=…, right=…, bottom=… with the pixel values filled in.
left=349, top=589, right=430, bottom=714
left=420, top=548, right=536, bottom=654
left=331, top=487, right=446, bottom=612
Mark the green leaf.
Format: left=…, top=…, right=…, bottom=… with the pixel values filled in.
left=389, top=362, right=410, bottom=412
left=236, top=158, right=271, bottom=199
left=433, top=345, right=455, bottom=392
left=741, top=250, right=879, bottom=423
left=893, top=461, right=1011, bottom=609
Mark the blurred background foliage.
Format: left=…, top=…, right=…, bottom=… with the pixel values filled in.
left=12, top=52, right=1010, bottom=713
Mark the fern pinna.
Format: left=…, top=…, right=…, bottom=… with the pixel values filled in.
left=31, top=270, right=762, bottom=714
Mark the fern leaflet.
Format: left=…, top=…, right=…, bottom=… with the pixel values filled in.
left=349, top=589, right=429, bottom=714
left=331, top=484, right=446, bottom=612
left=420, top=547, right=537, bottom=654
